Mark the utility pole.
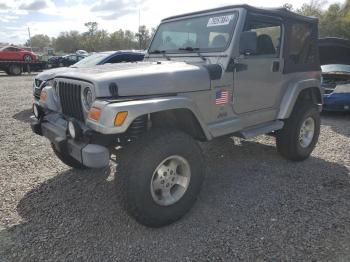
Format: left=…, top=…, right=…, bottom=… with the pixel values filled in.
left=138, top=9, right=141, bottom=50
left=28, top=27, right=32, bottom=51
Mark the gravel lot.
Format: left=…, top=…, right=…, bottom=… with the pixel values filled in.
left=0, top=73, right=350, bottom=261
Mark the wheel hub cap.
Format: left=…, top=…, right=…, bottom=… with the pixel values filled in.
left=299, top=117, right=315, bottom=148
left=151, top=155, right=191, bottom=206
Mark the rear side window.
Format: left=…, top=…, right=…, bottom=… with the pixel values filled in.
left=288, top=24, right=316, bottom=64
left=283, top=21, right=320, bottom=73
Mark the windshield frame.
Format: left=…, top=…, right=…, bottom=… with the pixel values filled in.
left=148, top=10, right=239, bottom=54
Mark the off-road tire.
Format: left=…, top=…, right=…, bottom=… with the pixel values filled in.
left=116, top=129, right=204, bottom=227
left=51, top=143, right=87, bottom=169
left=276, top=102, right=320, bottom=161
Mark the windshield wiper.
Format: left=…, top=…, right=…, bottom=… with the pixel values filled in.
left=178, top=47, right=207, bottom=61
left=149, top=50, right=171, bottom=61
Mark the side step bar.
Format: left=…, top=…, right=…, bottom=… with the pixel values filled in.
left=236, top=120, right=284, bottom=139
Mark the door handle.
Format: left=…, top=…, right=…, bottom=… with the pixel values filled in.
left=272, top=61, right=280, bottom=72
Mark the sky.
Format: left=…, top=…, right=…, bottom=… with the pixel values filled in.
left=0, top=0, right=343, bottom=44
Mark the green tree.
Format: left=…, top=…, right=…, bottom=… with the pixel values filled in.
left=25, top=34, right=51, bottom=50
left=54, top=31, right=82, bottom=53
left=136, top=25, right=151, bottom=50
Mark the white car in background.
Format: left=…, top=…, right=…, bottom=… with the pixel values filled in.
left=76, top=50, right=89, bottom=56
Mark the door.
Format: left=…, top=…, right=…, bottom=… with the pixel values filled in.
left=233, top=16, right=284, bottom=114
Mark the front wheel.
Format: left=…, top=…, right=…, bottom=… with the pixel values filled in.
left=276, top=102, right=320, bottom=161
left=116, top=129, right=204, bottom=227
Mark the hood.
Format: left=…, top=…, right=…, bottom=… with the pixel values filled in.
left=37, top=67, right=73, bottom=81
left=56, top=61, right=213, bottom=97
left=319, top=38, right=350, bottom=66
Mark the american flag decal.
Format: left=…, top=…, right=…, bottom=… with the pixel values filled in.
left=215, top=90, right=229, bottom=105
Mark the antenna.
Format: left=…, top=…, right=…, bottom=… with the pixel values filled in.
left=139, top=9, right=141, bottom=49
left=28, top=27, right=32, bottom=51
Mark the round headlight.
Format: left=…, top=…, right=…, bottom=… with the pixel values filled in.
left=83, top=87, right=93, bottom=110
left=68, top=121, right=76, bottom=139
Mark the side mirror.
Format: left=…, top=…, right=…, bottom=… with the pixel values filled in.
left=239, top=31, right=257, bottom=56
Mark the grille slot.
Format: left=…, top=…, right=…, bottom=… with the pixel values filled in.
left=59, top=81, right=85, bottom=122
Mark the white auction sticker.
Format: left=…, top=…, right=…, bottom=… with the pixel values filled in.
left=207, top=15, right=234, bottom=27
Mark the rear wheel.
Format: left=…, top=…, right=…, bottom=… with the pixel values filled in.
left=276, top=102, right=320, bottom=161
left=8, top=65, right=22, bottom=76
left=116, top=129, right=204, bottom=227
left=51, top=143, right=87, bottom=169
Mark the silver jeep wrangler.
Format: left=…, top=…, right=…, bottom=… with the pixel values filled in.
left=31, top=5, right=323, bottom=227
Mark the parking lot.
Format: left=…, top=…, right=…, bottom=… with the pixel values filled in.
left=0, top=73, right=350, bottom=261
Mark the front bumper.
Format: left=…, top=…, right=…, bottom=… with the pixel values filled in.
left=31, top=114, right=110, bottom=169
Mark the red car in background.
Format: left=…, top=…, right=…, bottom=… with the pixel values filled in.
left=0, top=46, right=38, bottom=62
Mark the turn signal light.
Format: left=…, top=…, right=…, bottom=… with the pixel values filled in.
left=88, top=107, right=101, bottom=121
left=114, top=111, right=128, bottom=126
left=40, top=90, right=47, bottom=102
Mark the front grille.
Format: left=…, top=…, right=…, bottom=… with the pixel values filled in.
left=58, top=81, right=85, bottom=122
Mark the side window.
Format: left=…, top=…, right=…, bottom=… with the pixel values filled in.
left=287, top=23, right=315, bottom=65
left=243, top=19, right=282, bottom=57
left=6, top=47, right=18, bottom=51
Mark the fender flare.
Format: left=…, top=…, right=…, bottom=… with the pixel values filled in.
left=87, top=96, right=212, bottom=139
left=277, top=79, right=322, bottom=119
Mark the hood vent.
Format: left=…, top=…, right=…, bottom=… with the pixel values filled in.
left=109, top=82, right=119, bottom=97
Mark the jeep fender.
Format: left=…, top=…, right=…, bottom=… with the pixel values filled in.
left=277, top=79, right=322, bottom=119
left=87, top=96, right=212, bottom=139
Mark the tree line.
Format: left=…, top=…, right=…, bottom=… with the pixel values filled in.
left=27, top=0, right=350, bottom=53
left=286, top=0, right=350, bottom=38
left=26, top=22, right=155, bottom=53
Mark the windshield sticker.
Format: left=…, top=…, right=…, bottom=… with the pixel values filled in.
left=207, top=15, right=234, bottom=27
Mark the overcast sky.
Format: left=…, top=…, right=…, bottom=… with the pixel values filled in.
left=0, top=0, right=343, bottom=44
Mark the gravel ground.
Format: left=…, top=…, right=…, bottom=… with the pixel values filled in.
left=0, top=73, right=350, bottom=261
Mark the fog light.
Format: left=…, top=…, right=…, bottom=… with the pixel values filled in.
left=67, top=120, right=81, bottom=139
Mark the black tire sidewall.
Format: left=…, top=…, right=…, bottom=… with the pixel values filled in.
left=277, top=103, right=320, bottom=161
left=294, top=105, right=320, bottom=157
left=9, top=65, right=22, bottom=76
left=118, top=130, right=204, bottom=226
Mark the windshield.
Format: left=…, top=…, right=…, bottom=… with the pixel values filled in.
left=149, top=12, right=238, bottom=53
left=322, top=64, right=350, bottom=73
left=71, top=53, right=110, bottom=68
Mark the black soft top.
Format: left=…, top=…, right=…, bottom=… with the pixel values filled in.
left=162, top=4, right=318, bottom=23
